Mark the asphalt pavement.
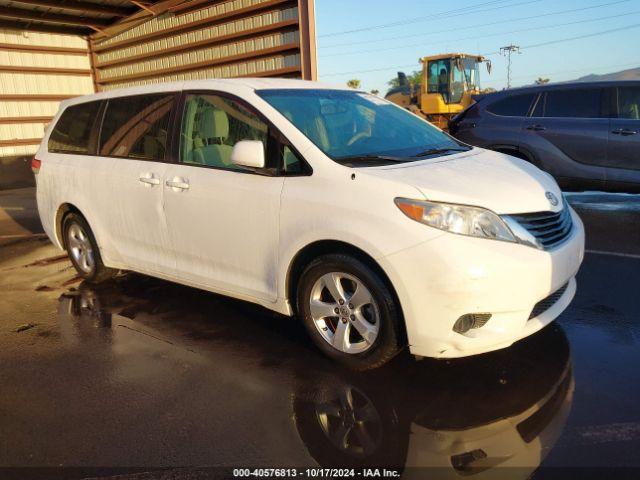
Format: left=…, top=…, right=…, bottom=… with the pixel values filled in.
left=0, top=188, right=639, bottom=479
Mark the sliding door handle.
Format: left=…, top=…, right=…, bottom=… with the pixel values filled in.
left=139, top=174, right=160, bottom=186
left=165, top=179, right=190, bottom=190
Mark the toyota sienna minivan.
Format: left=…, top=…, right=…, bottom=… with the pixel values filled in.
left=34, top=78, right=585, bottom=369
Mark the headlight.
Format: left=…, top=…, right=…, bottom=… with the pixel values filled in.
left=395, top=198, right=516, bottom=242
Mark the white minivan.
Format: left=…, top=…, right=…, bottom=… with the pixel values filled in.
left=34, top=78, right=585, bottom=369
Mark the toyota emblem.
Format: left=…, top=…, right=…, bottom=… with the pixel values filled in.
left=546, top=191, right=559, bottom=207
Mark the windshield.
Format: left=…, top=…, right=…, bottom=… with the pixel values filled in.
left=257, top=89, right=469, bottom=166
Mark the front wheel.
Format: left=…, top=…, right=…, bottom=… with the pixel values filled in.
left=296, top=254, right=404, bottom=370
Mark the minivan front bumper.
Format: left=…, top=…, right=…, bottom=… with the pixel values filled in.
left=379, top=207, right=585, bottom=358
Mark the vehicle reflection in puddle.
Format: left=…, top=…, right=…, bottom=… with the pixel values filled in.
left=57, top=275, right=573, bottom=476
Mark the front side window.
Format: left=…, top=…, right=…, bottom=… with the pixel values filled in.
left=450, top=60, right=465, bottom=104
left=257, top=89, right=468, bottom=166
left=543, top=88, right=603, bottom=118
left=180, top=94, right=268, bottom=170
left=618, top=87, right=640, bottom=119
left=48, top=101, right=101, bottom=154
left=99, top=94, right=175, bottom=160
left=463, top=57, right=481, bottom=91
left=487, top=93, right=536, bottom=117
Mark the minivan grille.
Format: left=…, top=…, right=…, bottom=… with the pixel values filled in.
left=529, top=282, right=568, bottom=320
left=510, top=208, right=573, bottom=250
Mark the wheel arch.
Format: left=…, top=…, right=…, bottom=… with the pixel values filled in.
left=55, top=202, right=82, bottom=249
left=286, top=240, right=406, bottom=340
left=490, top=144, right=541, bottom=167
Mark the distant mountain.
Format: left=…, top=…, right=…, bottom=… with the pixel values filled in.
left=572, top=67, right=640, bottom=82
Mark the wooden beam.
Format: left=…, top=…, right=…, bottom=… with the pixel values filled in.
left=129, top=1, right=156, bottom=15
left=0, top=116, right=53, bottom=125
left=0, top=19, right=90, bottom=35
left=0, top=6, right=112, bottom=28
left=167, top=0, right=217, bottom=15
left=8, top=0, right=133, bottom=17
left=0, top=94, right=77, bottom=101
left=0, top=65, right=91, bottom=76
left=87, top=34, right=100, bottom=92
left=96, top=43, right=300, bottom=84
left=297, top=0, right=317, bottom=81
left=94, top=19, right=299, bottom=68
left=0, top=42, right=88, bottom=55
left=0, top=138, right=42, bottom=147
left=92, top=0, right=296, bottom=53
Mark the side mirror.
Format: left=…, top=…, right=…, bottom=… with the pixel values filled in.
left=231, top=140, right=265, bottom=169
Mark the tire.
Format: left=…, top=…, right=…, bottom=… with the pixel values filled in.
left=62, top=212, right=116, bottom=284
left=296, top=254, right=404, bottom=370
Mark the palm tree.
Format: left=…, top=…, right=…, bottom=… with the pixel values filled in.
left=346, top=79, right=361, bottom=89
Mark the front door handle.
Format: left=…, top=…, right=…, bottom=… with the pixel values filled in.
left=611, top=128, right=638, bottom=136
left=526, top=124, right=546, bottom=131
left=139, top=174, right=160, bottom=186
left=165, top=178, right=190, bottom=191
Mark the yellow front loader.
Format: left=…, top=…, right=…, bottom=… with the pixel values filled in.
left=386, top=53, right=491, bottom=130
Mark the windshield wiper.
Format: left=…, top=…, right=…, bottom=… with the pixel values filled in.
left=334, top=154, right=408, bottom=166
left=412, top=147, right=470, bottom=158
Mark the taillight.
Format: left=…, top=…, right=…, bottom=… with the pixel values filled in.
left=31, top=157, right=41, bottom=174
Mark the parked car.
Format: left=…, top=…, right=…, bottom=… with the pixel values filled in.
left=34, top=79, right=584, bottom=369
left=449, top=81, right=640, bottom=192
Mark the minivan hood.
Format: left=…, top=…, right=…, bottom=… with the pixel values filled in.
left=362, top=149, right=562, bottom=214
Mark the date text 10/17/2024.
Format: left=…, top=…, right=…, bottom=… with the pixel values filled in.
left=233, top=468, right=401, bottom=478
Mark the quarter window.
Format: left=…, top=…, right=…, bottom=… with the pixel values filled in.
left=99, top=94, right=175, bottom=160
left=618, top=87, right=640, bottom=119
left=180, top=94, right=268, bottom=170
left=486, top=94, right=536, bottom=117
left=543, top=89, right=603, bottom=118
left=48, top=101, right=101, bottom=154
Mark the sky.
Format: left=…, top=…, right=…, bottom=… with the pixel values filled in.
left=314, top=0, right=640, bottom=94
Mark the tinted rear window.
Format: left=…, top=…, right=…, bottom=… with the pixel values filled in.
left=48, top=101, right=101, bottom=154
left=100, top=94, right=175, bottom=160
left=486, top=93, right=535, bottom=117
left=543, top=88, right=603, bottom=118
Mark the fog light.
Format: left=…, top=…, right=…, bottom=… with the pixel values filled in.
left=451, top=449, right=488, bottom=472
left=453, top=313, right=492, bottom=334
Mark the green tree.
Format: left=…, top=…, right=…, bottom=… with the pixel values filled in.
left=387, top=70, right=422, bottom=88
left=535, top=77, right=550, bottom=85
left=346, top=79, right=361, bottom=89
left=370, top=89, right=380, bottom=95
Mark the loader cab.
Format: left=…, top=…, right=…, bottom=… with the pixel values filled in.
left=417, top=53, right=490, bottom=129
left=424, top=54, right=485, bottom=105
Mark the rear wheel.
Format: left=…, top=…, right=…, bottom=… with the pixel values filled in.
left=296, top=254, right=404, bottom=370
left=63, top=213, right=116, bottom=284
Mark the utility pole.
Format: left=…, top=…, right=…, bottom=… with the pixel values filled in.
left=500, top=44, right=520, bottom=89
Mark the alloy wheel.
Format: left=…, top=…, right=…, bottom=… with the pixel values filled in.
left=67, top=223, right=95, bottom=274
left=309, top=272, right=380, bottom=354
